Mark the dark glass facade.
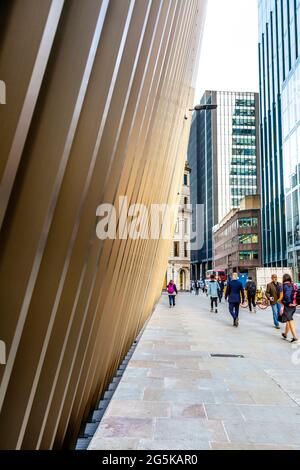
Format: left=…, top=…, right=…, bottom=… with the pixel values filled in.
left=188, top=106, right=214, bottom=280
left=188, top=90, right=260, bottom=279
left=258, top=0, right=300, bottom=268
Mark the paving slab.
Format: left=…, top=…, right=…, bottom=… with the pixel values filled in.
left=92, top=417, right=154, bottom=440
left=170, top=403, right=207, bottom=419
left=108, top=400, right=171, bottom=419
left=88, top=437, right=139, bottom=450
left=224, top=420, right=300, bottom=445
left=137, top=439, right=211, bottom=450
left=204, top=404, right=245, bottom=421
left=210, top=442, right=297, bottom=450
left=153, top=418, right=228, bottom=443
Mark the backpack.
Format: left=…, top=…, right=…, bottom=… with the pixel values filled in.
left=167, top=284, right=175, bottom=294
left=248, top=281, right=256, bottom=295
left=283, top=283, right=297, bottom=306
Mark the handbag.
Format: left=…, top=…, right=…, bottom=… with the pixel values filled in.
left=278, top=304, right=287, bottom=323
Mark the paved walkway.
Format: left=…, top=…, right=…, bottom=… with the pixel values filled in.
left=89, top=293, right=300, bottom=450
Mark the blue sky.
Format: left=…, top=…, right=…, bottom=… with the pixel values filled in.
left=195, top=0, right=259, bottom=103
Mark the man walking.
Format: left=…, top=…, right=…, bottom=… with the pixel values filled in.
left=245, top=276, right=257, bottom=313
left=265, top=274, right=282, bottom=329
left=218, top=278, right=225, bottom=303
left=225, top=272, right=245, bottom=327
left=195, top=280, right=200, bottom=296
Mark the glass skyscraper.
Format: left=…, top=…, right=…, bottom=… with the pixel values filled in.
left=282, top=62, right=300, bottom=275
left=258, top=0, right=300, bottom=270
left=188, top=90, right=260, bottom=279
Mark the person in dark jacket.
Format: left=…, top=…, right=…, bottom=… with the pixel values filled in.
left=245, top=276, right=256, bottom=313
left=278, top=274, right=298, bottom=342
left=265, top=274, right=282, bottom=329
left=167, top=280, right=178, bottom=307
left=225, top=272, right=245, bottom=327
left=217, top=278, right=225, bottom=303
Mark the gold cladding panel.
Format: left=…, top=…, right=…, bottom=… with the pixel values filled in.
left=0, top=0, right=207, bottom=449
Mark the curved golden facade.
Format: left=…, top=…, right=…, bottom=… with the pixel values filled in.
left=0, top=0, right=207, bottom=449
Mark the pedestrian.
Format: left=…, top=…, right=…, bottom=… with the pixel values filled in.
left=208, top=274, right=220, bottom=313
left=217, top=278, right=225, bottom=303
left=195, top=280, right=200, bottom=296
left=278, top=274, right=298, bottom=342
left=245, top=276, right=257, bottom=313
left=225, top=272, right=245, bottom=327
left=167, top=280, right=178, bottom=307
left=265, top=274, right=282, bottom=329
left=202, top=277, right=206, bottom=294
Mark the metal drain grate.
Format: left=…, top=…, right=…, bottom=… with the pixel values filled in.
left=210, top=353, right=245, bottom=358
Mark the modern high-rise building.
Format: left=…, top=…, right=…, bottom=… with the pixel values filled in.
left=283, top=60, right=300, bottom=278
left=188, top=91, right=260, bottom=279
left=258, top=0, right=300, bottom=271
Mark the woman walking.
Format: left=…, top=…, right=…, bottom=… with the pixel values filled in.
left=167, top=280, right=178, bottom=308
left=278, top=274, right=298, bottom=342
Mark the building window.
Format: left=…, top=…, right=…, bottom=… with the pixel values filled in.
left=184, top=197, right=188, bottom=206
left=239, top=234, right=258, bottom=244
left=239, top=251, right=259, bottom=260
left=232, top=128, right=256, bottom=136
left=234, top=108, right=256, bottom=117
left=232, top=148, right=256, bottom=156
left=232, top=117, right=256, bottom=126
left=174, top=242, right=179, bottom=257
left=236, top=99, right=256, bottom=107
left=232, top=136, right=256, bottom=146
left=238, top=217, right=258, bottom=228
left=184, top=242, right=188, bottom=258
left=184, top=219, right=188, bottom=235
left=184, top=174, right=188, bottom=186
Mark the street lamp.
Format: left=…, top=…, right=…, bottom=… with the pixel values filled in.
left=189, top=104, right=218, bottom=112
left=184, top=104, right=217, bottom=120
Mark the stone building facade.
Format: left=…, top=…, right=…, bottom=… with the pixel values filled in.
left=166, top=163, right=191, bottom=291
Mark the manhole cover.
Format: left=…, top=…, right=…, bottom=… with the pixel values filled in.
left=210, top=353, right=244, bottom=358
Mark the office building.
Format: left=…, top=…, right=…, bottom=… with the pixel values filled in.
left=166, top=163, right=191, bottom=291
left=188, top=90, right=260, bottom=280
left=258, top=0, right=300, bottom=270
left=213, top=195, right=262, bottom=279
left=283, top=60, right=300, bottom=278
